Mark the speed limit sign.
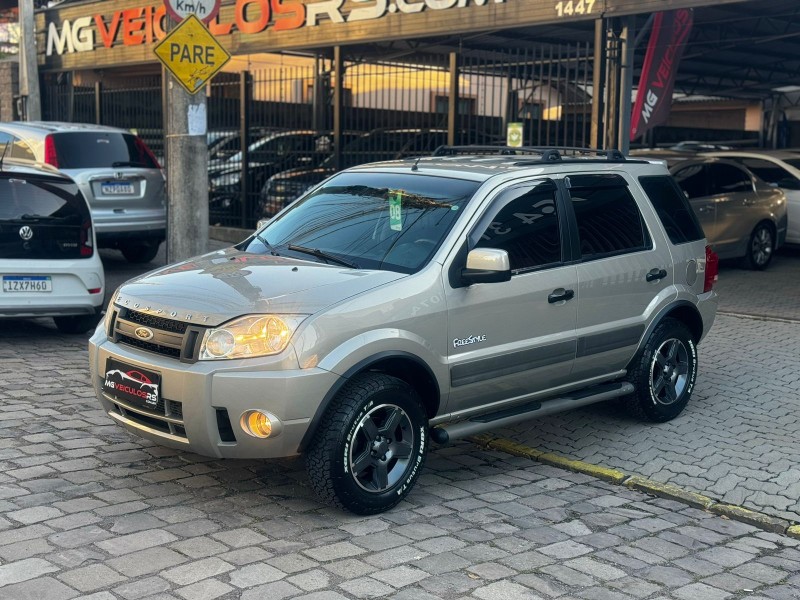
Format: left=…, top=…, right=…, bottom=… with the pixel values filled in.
left=164, top=0, right=221, bottom=24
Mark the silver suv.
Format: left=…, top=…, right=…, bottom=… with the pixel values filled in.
left=89, top=147, right=719, bottom=514
left=0, top=122, right=166, bottom=263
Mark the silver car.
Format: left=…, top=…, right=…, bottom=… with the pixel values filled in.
left=90, top=148, right=718, bottom=514
left=670, top=157, right=787, bottom=269
left=0, top=122, right=166, bottom=264
left=702, top=150, right=800, bottom=246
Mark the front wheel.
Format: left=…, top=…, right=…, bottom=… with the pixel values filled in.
left=54, top=314, right=100, bottom=334
left=305, top=373, right=428, bottom=514
left=120, top=240, right=161, bottom=264
left=742, top=223, right=774, bottom=270
left=623, top=318, right=697, bottom=422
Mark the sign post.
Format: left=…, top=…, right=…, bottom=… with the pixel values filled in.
left=156, top=0, right=225, bottom=264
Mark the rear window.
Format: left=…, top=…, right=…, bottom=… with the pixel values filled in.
left=52, top=132, right=158, bottom=169
left=0, top=174, right=91, bottom=259
left=639, top=175, right=705, bottom=244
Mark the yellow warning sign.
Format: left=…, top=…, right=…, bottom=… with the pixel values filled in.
left=153, top=14, right=230, bottom=95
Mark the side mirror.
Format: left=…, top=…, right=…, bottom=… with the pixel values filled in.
left=256, top=218, right=271, bottom=230
left=461, top=248, right=511, bottom=285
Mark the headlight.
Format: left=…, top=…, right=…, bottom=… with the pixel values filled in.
left=272, top=181, right=308, bottom=196
left=104, top=290, right=120, bottom=333
left=199, top=314, right=306, bottom=360
left=210, top=172, right=241, bottom=189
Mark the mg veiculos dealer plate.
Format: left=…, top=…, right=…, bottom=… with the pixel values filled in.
left=103, top=358, right=161, bottom=409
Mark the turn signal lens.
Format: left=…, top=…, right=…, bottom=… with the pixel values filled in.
left=241, top=410, right=272, bottom=438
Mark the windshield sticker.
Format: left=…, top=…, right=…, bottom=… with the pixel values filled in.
left=389, top=191, right=403, bottom=231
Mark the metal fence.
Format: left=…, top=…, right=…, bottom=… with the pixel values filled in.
left=42, top=42, right=595, bottom=229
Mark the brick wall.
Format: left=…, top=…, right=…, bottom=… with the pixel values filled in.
left=0, top=59, right=18, bottom=121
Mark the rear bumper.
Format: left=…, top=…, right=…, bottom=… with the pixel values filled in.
left=97, top=228, right=166, bottom=245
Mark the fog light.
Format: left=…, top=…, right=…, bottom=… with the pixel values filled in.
left=241, top=410, right=274, bottom=438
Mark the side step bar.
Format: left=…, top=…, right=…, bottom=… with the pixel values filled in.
left=430, top=381, right=634, bottom=444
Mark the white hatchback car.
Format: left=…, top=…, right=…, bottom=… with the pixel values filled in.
left=0, top=161, right=105, bottom=333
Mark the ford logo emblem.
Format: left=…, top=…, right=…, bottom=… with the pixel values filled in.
left=134, top=327, right=154, bottom=341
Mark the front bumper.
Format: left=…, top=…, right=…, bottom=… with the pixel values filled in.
left=89, top=329, right=340, bottom=459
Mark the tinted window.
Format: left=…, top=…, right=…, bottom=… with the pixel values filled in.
left=733, top=158, right=792, bottom=186
left=570, top=184, right=651, bottom=261
left=52, top=132, right=158, bottom=169
left=672, top=165, right=708, bottom=199
left=248, top=172, right=479, bottom=273
left=476, top=182, right=561, bottom=272
left=708, top=164, right=752, bottom=194
left=639, top=175, right=705, bottom=244
left=0, top=174, right=90, bottom=259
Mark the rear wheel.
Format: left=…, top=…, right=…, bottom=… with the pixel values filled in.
left=742, top=223, right=774, bottom=270
left=120, top=240, right=160, bottom=264
left=624, top=318, right=697, bottom=422
left=305, top=373, right=428, bottom=514
left=54, top=314, right=100, bottom=334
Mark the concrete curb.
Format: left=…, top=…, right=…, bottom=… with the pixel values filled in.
left=469, top=434, right=800, bottom=539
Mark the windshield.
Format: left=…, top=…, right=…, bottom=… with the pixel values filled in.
left=52, top=132, right=158, bottom=169
left=241, top=172, right=479, bottom=273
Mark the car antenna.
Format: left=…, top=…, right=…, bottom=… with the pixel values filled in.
left=411, top=155, right=423, bottom=171
left=0, top=139, right=9, bottom=170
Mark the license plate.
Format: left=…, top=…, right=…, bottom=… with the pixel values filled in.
left=101, top=182, right=134, bottom=195
left=2, top=276, right=52, bottom=293
left=103, top=358, right=161, bottom=409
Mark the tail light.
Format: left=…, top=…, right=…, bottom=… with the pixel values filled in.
left=44, top=135, right=59, bottom=168
left=80, top=220, right=94, bottom=257
left=133, top=136, right=161, bottom=169
left=704, top=245, right=718, bottom=293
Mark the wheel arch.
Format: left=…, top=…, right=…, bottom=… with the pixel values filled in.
left=298, top=351, right=441, bottom=452
left=635, top=301, right=704, bottom=357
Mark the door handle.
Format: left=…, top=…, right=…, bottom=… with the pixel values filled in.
left=548, top=288, right=575, bottom=303
left=646, top=268, right=668, bottom=282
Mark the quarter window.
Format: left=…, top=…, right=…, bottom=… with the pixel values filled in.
left=570, top=183, right=651, bottom=261
left=475, top=181, right=561, bottom=272
left=639, top=175, right=704, bottom=244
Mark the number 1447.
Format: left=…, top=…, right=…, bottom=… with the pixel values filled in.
left=555, top=0, right=595, bottom=17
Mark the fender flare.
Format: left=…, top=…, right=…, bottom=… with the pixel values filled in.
left=297, top=350, right=440, bottom=452
left=629, top=300, right=702, bottom=367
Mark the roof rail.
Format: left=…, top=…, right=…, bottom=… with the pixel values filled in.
left=432, top=145, right=626, bottom=162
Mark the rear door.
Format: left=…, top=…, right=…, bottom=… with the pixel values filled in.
left=51, top=131, right=164, bottom=227
left=0, top=173, right=91, bottom=260
left=706, top=163, right=756, bottom=256
left=562, top=173, right=674, bottom=380
left=444, top=178, right=578, bottom=415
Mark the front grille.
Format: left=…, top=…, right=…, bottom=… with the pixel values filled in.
left=126, top=309, right=189, bottom=334
left=117, top=333, right=182, bottom=358
left=110, top=306, right=205, bottom=362
left=111, top=397, right=186, bottom=439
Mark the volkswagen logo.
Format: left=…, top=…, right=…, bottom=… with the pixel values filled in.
left=18, top=226, right=33, bottom=241
left=134, top=327, right=154, bottom=341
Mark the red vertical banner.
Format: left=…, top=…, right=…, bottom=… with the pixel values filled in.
left=630, top=9, right=694, bottom=141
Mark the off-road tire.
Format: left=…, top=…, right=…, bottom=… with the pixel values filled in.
left=120, top=240, right=160, bottom=264
left=54, top=314, right=101, bottom=334
left=742, top=222, right=774, bottom=271
left=623, top=318, right=697, bottom=422
left=305, top=373, right=428, bottom=515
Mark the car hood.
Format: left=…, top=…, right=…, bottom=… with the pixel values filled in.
left=114, top=247, right=406, bottom=326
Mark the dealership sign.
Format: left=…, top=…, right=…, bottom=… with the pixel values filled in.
left=46, top=0, right=507, bottom=57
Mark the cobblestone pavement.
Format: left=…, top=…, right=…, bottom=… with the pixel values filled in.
left=0, top=327, right=799, bottom=599
left=714, top=248, right=800, bottom=321
left=502, top=253, right=800, bottom=523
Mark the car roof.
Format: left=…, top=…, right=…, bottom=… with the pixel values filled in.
left=703, top=149, right=800, bottom=161
left=0, top=121, right=133, bottom=137
left=346, top=152, right=666, bottom=183
left=0, top=160, right=73, bottom=181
